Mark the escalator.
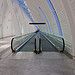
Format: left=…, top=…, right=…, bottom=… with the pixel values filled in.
left=40, top=34, right=58, bottom=52
left=11, top=31, right=65, bottom=53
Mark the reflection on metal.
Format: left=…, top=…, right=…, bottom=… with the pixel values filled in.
left=47, top=0, right=63, bottom=36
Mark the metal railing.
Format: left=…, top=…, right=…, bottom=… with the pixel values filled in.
left=41, top=32, right=65, bottom=52
left=11, top=32, right=36, bottom=53
left=11, top=31, right=65, bottom=53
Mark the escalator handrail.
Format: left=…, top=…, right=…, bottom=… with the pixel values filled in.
left=61, top=38, right=65, bottom=52
left=13, top=33, right=33, bottom=50
left=11, top=38, right=15, bottom=53
left=41, top=32, right=65, bottom=52
left=43, top=32, right=65, bottom=52
left=11, top=34, right=32, bottom=53
left=16, top=33, right=36, bottom=52
left=11, top=32, right=36, bottom=53
left=40, top=32, right=58, bottom=50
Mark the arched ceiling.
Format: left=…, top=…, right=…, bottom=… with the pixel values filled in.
left=16, top=0, right=60, bottom=35
left=13, top=0, right=73, bottom=40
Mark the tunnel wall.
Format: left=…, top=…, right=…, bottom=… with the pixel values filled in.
left=0, top=0, right=75, bottom=58
left=0, top=0, right=8, bottom=38
left=69, top=0, right=75, bottom=57
left=62, top=0, right=75, bottom=57
left=25, top=0, right=73, bottom=56
left=0, top=0, right=36, bottom=38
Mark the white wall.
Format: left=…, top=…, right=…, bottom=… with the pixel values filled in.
left=0, top=0, right=8, bottom=38
left=68, top=0, right=75, bottom=56
left=2, top=0, right=36, bottom=37
left=63, top=0, right=75, bottom=57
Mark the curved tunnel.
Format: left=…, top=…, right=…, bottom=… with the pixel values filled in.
left=15, top=0, right=63, bottom=37
left=10, top=0, right=73, bottom=53
left=0, top=2, right=75, bottom=74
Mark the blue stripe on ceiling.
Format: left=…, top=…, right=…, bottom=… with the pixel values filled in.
left=39, top=7, right=52, bottom=33
left=16, top=0, right=38, bottom=29
left=47, top=0, right=63, bottom=36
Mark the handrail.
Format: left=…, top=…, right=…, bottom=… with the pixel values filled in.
left=40, top=33, right=58, bottom=51
left=41, top=32, right=65, bottom=52
left=11, top=31, right=65, bottom=53
left=39, top=38, right=42, bottom=52
left=11, top=34, right=31, bottom=53
left=11, top=32, right=37, bottom=53
left=44, top=32, right=65, bottom=52
left=11, top=38, right=15, bottom=53
left=61, top=38, right=65, bottom=52
left=16, top=33, right=36, bottom=52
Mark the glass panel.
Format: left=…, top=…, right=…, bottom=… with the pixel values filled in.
left=12, top=32, right=35, bottom=52
left=11, top=31, right=64, bottom=53
left=41, top=32, right=64, bottom=52
left=40, top=33, right=58, bottom=52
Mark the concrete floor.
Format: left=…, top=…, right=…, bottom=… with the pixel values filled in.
left=0, top=52, right=75, bottom=75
